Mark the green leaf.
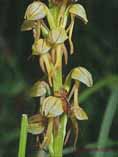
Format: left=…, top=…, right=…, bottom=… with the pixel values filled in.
left=95, top=88, right=118, bottom=157
left=41, top=96, right=64, bottom=117
left=21, top=20, right=35, bottom=31
left=29, top=81, right=50, bottom=97
left=48, top=28, right=68, bottom=45
left=69, top=4, right=88, bottom=24
left=18, top=114, right=28, bottom=157
left=71, top=105, right=88, bottom=120
left=32, top=39, right=51, bottom=56
left=24, top=1, right=47, bottom=21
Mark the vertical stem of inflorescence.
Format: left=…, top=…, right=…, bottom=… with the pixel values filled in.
left=52, top=45, right=67, bottom=157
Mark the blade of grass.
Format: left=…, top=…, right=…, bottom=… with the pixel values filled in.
left=18, top=114, right=28, bottom=157
left=79, top=75, right=118, bottom=103
left=94, top=88, right=118, bottom=157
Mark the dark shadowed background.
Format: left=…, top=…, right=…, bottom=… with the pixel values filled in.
left=0, top=0, right=118, bottom=157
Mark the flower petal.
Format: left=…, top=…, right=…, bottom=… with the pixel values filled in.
left=28, top=114, right=46, bottom=135
left=29, top=81, right=50, bottom=97
left=64, top=66, right=93, bottom=92
left=41, top=96, right=64, bottom=117
left=28, top=123, right=45, bottom=135
left=32, top=39, right=51, bottom=56
left=71, top=105, right=88, bottom=120
left=24, top=1, right=47, bottom=20
left=28, top=114, right=46, bottom=123
left=48, top=28, right=68, bottom=45
left=21, top=20, right=35, bottom=31
left=69, top=4, right=88, bottom=24
left=71, top=67, right=93, bottom=87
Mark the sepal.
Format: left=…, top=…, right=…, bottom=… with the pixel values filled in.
left=29, top=81, right=50, bottom=97
left=32, top=39, right=51, bottom=56
left=24, top=1, right=47, bottom=21
left=48, top=28, right=68, bottom=45
left=21, top=20, right=35, bottom=31
left=41, top=96, right=64, bottom=117
left=28, top=114, right=46, bottom=135
left=69, top=4, right=88, bottom=24
left=64, top=66, right=93, bottom=91
left=71, top=105, right=88, bottom=120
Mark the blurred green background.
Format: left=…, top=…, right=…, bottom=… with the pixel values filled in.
left=0, top=0, right=118, bottom=157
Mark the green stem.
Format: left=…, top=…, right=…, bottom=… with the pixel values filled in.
left=53, top=68, right=62, bottom=91
left=46, top=7, right=56, bottom=29
left=49, top=46, right=67, bottom=157
left=53, top=114, right=67, bottom=157
left=18, top=114, right=28, bottom=157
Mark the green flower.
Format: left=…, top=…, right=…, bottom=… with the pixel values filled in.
left=41, top=96, right=64, bottom=117
left=24, top=1, right=47, bottom=21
